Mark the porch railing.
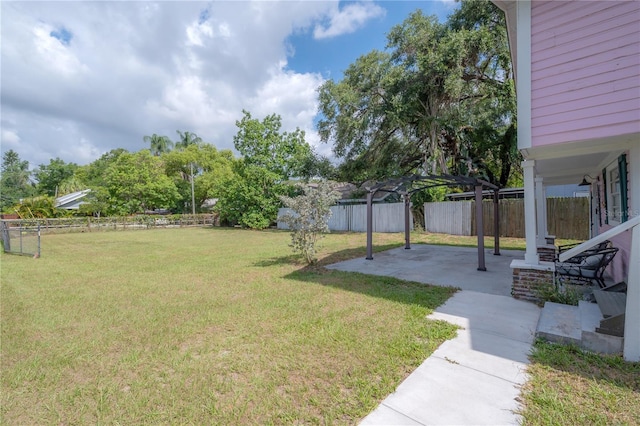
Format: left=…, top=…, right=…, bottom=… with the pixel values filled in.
left=558, top=215, right=639, bottom=362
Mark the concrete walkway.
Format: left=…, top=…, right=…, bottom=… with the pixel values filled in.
left=326, top=244, right=541, bottom=425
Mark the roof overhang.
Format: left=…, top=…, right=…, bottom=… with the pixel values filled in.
left=491, top=1, right=517, bottom=78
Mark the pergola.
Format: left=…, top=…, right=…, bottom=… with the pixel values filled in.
left=364, top=174, right=501, bottom=271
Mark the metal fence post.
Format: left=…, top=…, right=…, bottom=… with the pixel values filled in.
left=37, top=225, right=41, bottom=257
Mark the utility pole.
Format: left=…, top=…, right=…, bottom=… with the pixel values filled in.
left=190, top=162, right=196, bottom=215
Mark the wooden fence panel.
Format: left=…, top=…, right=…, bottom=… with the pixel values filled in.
left=428, top=197, right=589, bottom=239
left=471, top=199, right=526, bottom=238
left=424, top=201, right=472, bottom=235
left=547, top=197, right=590, bottom=240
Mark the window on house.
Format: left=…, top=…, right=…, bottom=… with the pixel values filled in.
left=602, top=154, right=628, bottom=225
left=608, top=166, right=621, bottom=224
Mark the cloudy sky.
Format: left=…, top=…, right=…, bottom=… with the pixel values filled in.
left=1, top=1, right=457, bottom=170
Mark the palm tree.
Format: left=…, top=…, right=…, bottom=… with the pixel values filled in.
left=175, top=130, right=203, bottom=150
left=143, top=134, right=173, bottom=156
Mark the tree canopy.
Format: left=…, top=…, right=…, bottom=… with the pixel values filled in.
left=0, top=150, right=34, bottom=211
left=317, top=0, right=519, bottom=187
left=102, top=150, right=180, bottom=215
left=1, top=108, right=317, bottom=226
left=233, top=110, right=314, bottom=180
left=143, top=134, right=174, bottom=156
left=33, top=157, right=78, bottom=196
left=175, top=130, right=203, bottom=150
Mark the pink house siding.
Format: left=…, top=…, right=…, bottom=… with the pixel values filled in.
left=530, top=1, right=640, bottom=147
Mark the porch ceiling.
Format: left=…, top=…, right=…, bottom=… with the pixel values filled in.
left=521, top=134, right=638, bottom=186
left=533, top=153, right=613, bottom=186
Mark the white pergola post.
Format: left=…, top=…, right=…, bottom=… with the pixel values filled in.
left=535, top=176, right=548, bottom=246
left=523, top=160, right=539, bottom=265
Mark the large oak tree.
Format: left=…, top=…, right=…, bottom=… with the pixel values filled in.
left=317, top=0, right=519, bottom=187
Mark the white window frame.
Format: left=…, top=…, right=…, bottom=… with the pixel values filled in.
left=606, top=161, right=622, bottom=225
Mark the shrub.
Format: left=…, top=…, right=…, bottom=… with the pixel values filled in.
left=533, top=280, right=583, bottom=306
left=279, top=181, right=341, bottom=264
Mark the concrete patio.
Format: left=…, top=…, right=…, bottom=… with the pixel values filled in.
left=326, top=244, right=542, bottom=425
left=327, top=244, right=525, bottom=296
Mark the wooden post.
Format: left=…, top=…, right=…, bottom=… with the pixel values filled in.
left=475, top=184, right=486, bottom=271
left=494, top=189, right=500, bottom=255
left=404, top=193, right=411, bottom=250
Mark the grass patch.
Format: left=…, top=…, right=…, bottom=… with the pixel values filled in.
left=519, top=340, right=640, bottom=425
left=1, top=228, right=457, bottom=424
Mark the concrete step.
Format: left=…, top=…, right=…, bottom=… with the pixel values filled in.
left=579, top=300, right=602, bottom=333
left=536, top=302, right=581, bottom=345
left=536, top=301, right=623, bottom=355
left=593, top=290, right=626, bottom=318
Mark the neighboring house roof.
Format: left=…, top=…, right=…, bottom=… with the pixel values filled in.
left=447, top=187, right=524, bottom=201
left=202, top=198, right=218, bottom=208
left=55, top=189, right=91, bottom=210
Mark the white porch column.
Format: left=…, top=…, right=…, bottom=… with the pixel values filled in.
left=523, top=160, right=539, bottom=264
left=535, top=176, right=548, bottom=246
left=624, top=223, right=640, bottom=361
left=624, top=144, right=640, bottom=361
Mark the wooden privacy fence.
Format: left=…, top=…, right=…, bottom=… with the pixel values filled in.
left=425, top=197, right=589, bottom=240
left=278, top=203, right=413, bottom=233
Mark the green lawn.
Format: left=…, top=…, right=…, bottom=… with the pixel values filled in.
left=519, top=340, right=640, bottom=425
left=1, top=228, right=457, bottom=424
left=3, top=227, right=628, bottom=424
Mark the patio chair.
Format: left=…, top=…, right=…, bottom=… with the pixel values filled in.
left=557, top=240, right=612, bottom=264
left=555, top=247, right=619, bottom=288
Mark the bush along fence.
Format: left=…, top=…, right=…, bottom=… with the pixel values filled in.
left=424, top=197, right=589, bottom=240
left=0, top=214, right=218, bottom=236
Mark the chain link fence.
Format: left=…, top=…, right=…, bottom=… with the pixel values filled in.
left=0, top=221, right=41, bottom=257
left=1, top=214, right=217, bottom=257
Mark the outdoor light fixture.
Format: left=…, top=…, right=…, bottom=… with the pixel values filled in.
left=578, top=174, right=595, bottom=186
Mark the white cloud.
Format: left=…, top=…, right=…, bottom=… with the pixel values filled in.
left=186, top=21, right=214, bottom=47
left=31, top=22, right=87, bottom=77
left=59, top=137, right=104, bottom=165
left=248, top=61, right=325, bottom=145
left=1, top=129, right=21, bottom=148
left=314, top=2, right=385, bottom=40
left=0, top=0, right=380, bottom=167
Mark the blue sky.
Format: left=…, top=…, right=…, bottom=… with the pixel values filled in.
left=1, top=1, right=458, bottom=169
left=287, top=2, right=454, bottom=78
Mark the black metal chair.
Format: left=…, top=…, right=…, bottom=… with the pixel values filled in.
left=555, top=247, right=619, bottom=288
left=557, top=240, right=612, bottom=264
